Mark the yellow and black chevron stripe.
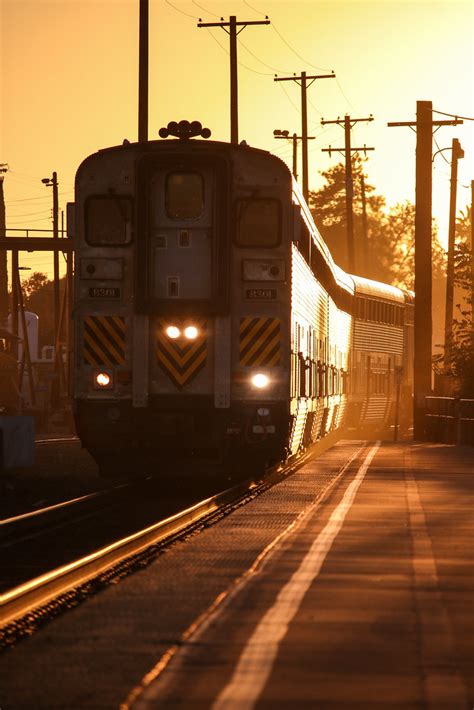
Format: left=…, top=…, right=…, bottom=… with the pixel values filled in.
left=83, top=315, right=126, bottom=366
left=239, top=317, right=281, bottom=367
left=156, top=318, right=207, bottom=388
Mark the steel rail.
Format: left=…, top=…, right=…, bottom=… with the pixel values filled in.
left=2, top=489, right=112, bottom=528
left=0, top=481, right=253, bottom=629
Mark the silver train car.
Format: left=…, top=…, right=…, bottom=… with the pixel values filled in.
left=70, top=125, right=413, bottom=476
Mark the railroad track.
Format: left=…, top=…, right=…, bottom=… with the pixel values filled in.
left=0, top=447, right=317, bottom=649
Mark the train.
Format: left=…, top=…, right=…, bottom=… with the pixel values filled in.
left=70, top=120, right=413, bottom=477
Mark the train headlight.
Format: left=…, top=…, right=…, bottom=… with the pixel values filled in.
left=94, top=370, right=113, bottom=389
left=166, top=325, right=180, bottom=339
left=251, top=373, right=270, bottom=389
left=184, top=325, right=198, bottom=340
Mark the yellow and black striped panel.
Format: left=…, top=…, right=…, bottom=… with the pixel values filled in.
left=156, top=318, right=207, bottom=388
left=83, top=315, right=126, bottom=366
left=239, top=317, right=281, bottom=367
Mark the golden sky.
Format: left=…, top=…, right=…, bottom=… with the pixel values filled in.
left=2, top=0, right=473, bottom=280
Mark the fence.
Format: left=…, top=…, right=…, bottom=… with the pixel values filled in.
left=425, top=397, right=474, bottom=445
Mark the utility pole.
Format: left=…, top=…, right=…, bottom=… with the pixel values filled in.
left=198, top=16, right=270, bottom=144
left=42, top=172, right=60, bottom=405
left=0, top=164, right=8, bottom=329
left=273, top=129, right=315, bottom=181
left=444, top=138, right=464, bottom=367
left=360, top=173, right=369, bottom=274
left=138, top=0, right=149, bottom=142
left=42, top=173, right=59, bottom=344
left=388, top=100, right=462, bottom=439
left=321, top=114, right=374, bottom=273
left=274, top=71, right=335, bottom=201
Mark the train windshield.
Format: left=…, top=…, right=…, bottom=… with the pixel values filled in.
left=166, top=173, right=204, bottom=220
left=85, top=196, right=132, bottom=245
left=235, top=198, right=280, bottom=247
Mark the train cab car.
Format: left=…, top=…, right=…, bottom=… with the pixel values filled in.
left=73, top=131, right=295, bottom=475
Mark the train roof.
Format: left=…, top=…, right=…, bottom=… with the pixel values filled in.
left=93, top=137, right=285, bottom=162
left=351, top=274, right=409, bottom=303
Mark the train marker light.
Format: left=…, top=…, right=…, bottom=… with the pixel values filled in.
left=166, top=325, right=180, bottom=339
left=184, top=326, right=198, bottom=340
left=251, top=373, right=270, bottom=389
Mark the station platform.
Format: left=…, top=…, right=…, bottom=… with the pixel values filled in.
left=1, top=440, right=472, bottom=709
left=128, top=440, right=473, bottom=710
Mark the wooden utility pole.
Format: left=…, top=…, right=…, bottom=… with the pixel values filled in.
left=198, top=16, right=270, bottom=144
left=138, top=0, right=149, bottom=142
left=42, top=173, right=60, bottom=345
left=274, top=71, right=335, bottom=201
left=0, top=165, right=8, bottom=329
left=388, top=101, right=462, bottom=439
left=273, top=129, right=315, bottom=182
left=321, top=114, right=374, bottom=273
left=444, top=138, right=464, bottom=366
left=42, top=172, right=61, bottom=405
left=360, top=173, right=369, bottom=273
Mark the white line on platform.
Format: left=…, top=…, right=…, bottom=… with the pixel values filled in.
left=212, top=441, right=380, bottom=710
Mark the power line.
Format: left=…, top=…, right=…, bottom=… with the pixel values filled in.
left=238, top=37, right=291, bottom=73
left=192, top=0, right=219, bottom=18
left=243, top=0, right=266, bottom=17
left=205, top=28, right=271, bottom=76
left=164, top=0, right=198, bottom=19
left=7, top=209, right=51, bottom=218
left=433, top=109, right=474, bottom=121
left=271, top=24, right=332, bottom=72
left=277, top=82, right=300, bottom=115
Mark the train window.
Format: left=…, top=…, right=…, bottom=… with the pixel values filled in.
left=235, top=199, right=280, bottom=247
left=166, top=173, right=204, bottom=220
left=85, top=196, right=132, bottom=245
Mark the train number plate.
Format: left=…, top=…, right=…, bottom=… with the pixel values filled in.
left=88, top=287, right=121, bottom=299
left=245, top=288, right=277, bottom=301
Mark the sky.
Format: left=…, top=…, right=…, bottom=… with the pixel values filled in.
left=2, top=0, right=473, bottom=282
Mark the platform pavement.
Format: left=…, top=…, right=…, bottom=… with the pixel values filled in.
left=132, top=441, right=473, bottom=709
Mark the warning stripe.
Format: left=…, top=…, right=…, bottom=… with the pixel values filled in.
left=83, top=316, right=125, bottom=366
left=156, top=318, right=207, bottom=388
left=239, top=317, right=281, bottom=367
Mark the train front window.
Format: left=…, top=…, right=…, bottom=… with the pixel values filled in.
left=235, top=199, right=280, bottom=247
left=86, top=196, right=132, bottom=245
left=166, top=173, right=204, bottom=220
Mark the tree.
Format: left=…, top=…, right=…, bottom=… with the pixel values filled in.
left=448, top=206, right=473, bottom=395
left=309, top=159, right=446, bottom=290
left=308, top=156, right=385, bottom=277
left=20, top=271, right=66, bottom=348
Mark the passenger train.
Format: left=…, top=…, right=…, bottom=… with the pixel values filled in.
left=70, top=121, right=413, bottom=477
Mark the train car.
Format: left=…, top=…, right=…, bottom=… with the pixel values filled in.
left=346, top=277, right=414, bottom=436
left=70, top=121, right=412, bottom=477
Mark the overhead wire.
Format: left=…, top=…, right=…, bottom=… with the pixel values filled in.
left=6, top=209, right=52, bottom=218
left=433, top=109, right=474, bottom=121
left=192, top=0, right=220, bottom=18
left=7, top=218, right=53, bottom=226
left=204, top=27, right=272, bottom=76
left=164, top=0, right=199, bottom=19
left=238, top=37, right=292, bottom=74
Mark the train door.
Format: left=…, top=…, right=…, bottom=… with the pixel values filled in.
left=136, top=154, right=229, bottom=315
left=149, top=167, right=214, bottom=302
